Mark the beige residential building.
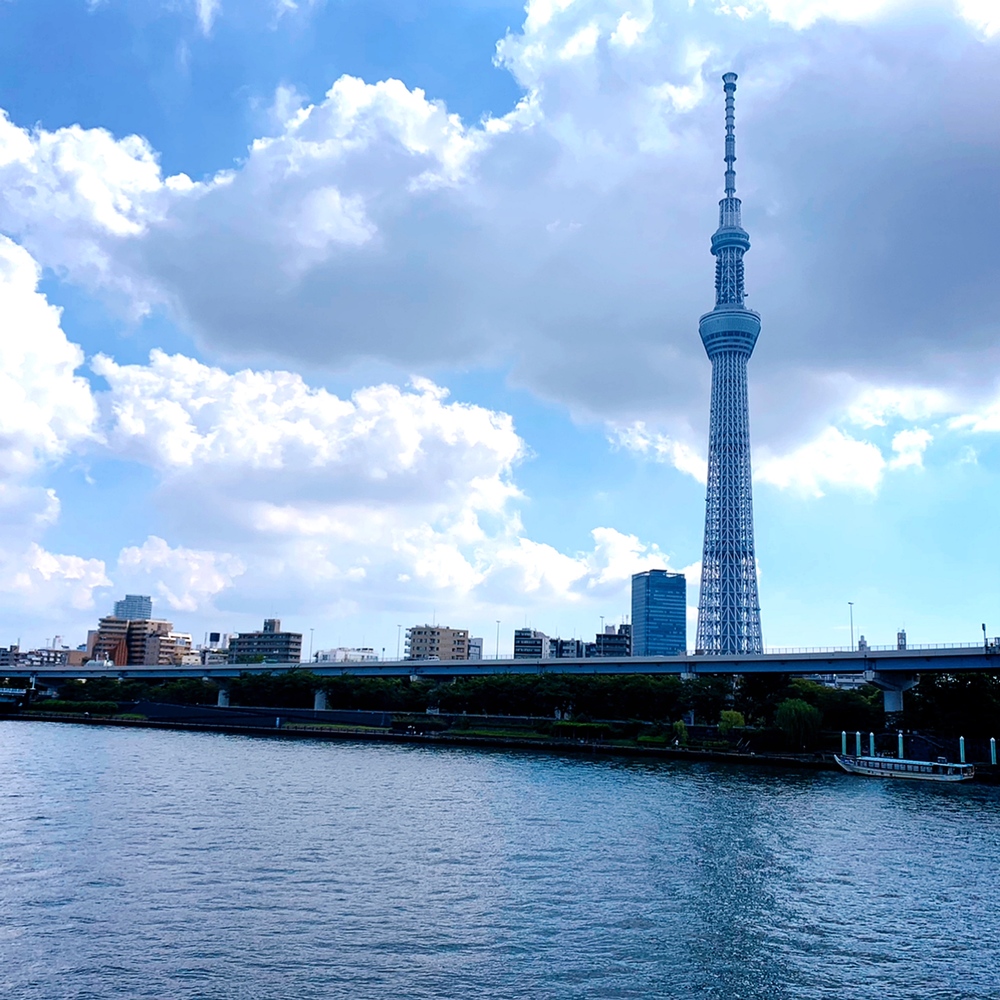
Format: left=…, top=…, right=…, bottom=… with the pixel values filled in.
left=89, top=617, right=130, bottom=665
left=405, top=625, right=469, bottom=661
left=89, top=616, right=192, bottom=666
left=144, top=629, right=194, bottom=666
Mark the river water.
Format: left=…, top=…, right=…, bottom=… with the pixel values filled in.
left=2, top=722, right=998, bottom=999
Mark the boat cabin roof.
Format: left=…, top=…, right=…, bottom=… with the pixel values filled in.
left=850, top=755, right=973, bottom=771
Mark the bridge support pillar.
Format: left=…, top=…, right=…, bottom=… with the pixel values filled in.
left=864, top=671, right=918, bottom=727
left=217, top=682, right=231, bottom=708
left=313, top=688, right=328, bottom=712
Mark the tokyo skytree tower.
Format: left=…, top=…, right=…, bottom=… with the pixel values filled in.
left=694, top=73, right=763, bottom=655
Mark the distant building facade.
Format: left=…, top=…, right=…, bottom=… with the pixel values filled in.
left=468, top=638, right=483, bottom=661
left=631, top=570, right=686, bottom=655
left=551, top=638, right=583, bottom=658
left=0, top=646, right=87, bottom=668
left=315, top=647, right=379, bottom=664
left=513, top=629, right=551, bottom=660
left=405, top=626, right=469, bottom=661
left=512, top=629, right=632, bottom=659
left=197, top=633, right=232, bottom=666
left=112, top=594, right=153, bottom=621
left=88, top=616, right=193, bottom=666
left=228, top=619, right=303, bottom=664
left=203, top=632, right=231, bottom=650
left=593, top=624, right=631, bottom=657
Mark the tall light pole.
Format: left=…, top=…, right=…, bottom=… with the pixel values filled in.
left=309, top=628, right=314, bottom=663
left=496, top=620, right=501, bottom=660
left=984, top=623, right=988, bottom=651
left=600, top=615, right=605, bottom=636
left=848, top=603, right=854, bottom=650
left=396, top=625, right=402, bottom=661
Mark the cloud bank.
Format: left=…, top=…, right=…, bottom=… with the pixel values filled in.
left=1, top=0, right=1000, bottom=635
left=0, top=0, right=998, bottom=446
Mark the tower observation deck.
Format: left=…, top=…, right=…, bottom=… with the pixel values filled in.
left=695, top=73, right=763, bottom=655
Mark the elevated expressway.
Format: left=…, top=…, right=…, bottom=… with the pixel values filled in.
left=13, top=643, right=1000, bottom=716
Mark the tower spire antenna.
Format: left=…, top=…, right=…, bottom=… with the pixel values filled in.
left=723, top=72, right=738, bottom=197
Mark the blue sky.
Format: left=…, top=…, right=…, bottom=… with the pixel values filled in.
left=0, top=0, right=998, bottom=655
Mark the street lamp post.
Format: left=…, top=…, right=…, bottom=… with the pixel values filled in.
left=309, top=628, right=314, bottom=663
left=396, top=625, right=402, bottom=661
left=496, top=620, right=501, bottom=660
left=984, top=623, right=989, bottom=651
left=848, top=602, right=854, bottom=650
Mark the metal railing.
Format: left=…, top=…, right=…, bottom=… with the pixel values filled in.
left=758, top=641, right=992, bottom=655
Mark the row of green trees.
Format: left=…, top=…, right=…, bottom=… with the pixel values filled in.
left=50, top=671, right=873, bottom=728
left=44, top=670, right=1000, bottom=736
left=55, top=677, right=219, bottom=706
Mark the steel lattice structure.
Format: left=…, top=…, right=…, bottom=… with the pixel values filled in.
left=695, top=73, right=763, bottom=655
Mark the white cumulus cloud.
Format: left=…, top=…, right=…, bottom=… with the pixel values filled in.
left=2, top=0, right=1000, bottom=441
left=755, top=426, right=886, bottom=497
left=889, top=427, right=932, bottom=470
left=0, top=542, right=110, bottom=619
left=88, top=348, right=682, bottom=623
left=0, top=237, right=108, bottom=627
left=117, top=536, right=245, bottom=612
left=0, top=236, right=97, bottom=475
left=610, top=422, right=707, bottom=483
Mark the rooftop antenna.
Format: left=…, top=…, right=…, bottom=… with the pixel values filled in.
left=723, top=71, right=738, bottom=197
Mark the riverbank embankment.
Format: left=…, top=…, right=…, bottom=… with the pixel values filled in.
left=9, top=706, right=1000, bottom=781
left=5, top=708, right=842, bottom=770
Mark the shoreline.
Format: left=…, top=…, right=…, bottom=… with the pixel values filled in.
left=7, top=710, right=839, bottom=769
left=9, top=712, right=999, bottom=782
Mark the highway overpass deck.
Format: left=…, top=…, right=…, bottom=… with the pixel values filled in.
left=10, top=642, right=999, bottom=685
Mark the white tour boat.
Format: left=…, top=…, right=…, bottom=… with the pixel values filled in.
left=834, top=754, right=975, bottom=782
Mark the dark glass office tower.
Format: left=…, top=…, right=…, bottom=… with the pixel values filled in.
left=631, top=570, right=686, bottom=656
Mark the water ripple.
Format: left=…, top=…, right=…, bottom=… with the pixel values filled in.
left=2, top=723, right=999, bottom=999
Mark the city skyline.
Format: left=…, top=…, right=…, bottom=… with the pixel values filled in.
left=0, top=1, right=998, bottom=656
